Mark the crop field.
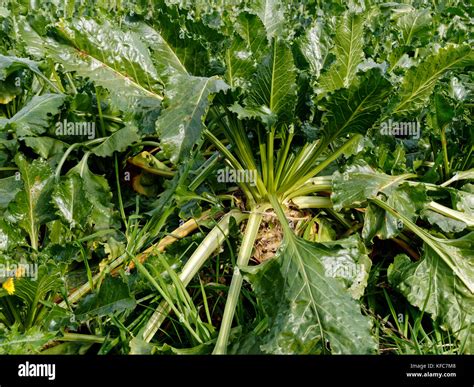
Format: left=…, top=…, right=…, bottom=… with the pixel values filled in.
left=0, top=0, right=472, bottom=356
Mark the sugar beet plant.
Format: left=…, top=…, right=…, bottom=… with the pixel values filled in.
left=0, top=0, right=472, bottom=355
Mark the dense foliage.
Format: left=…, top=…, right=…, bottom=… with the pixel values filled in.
left=0, top=0, right=472, bottom=354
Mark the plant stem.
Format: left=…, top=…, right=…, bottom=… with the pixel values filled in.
left=114, top=154, right=127, bottom=226
left=213, top=204, right=267, bottom=354
left=267, top=128, right=275, bottom=192
left=280, top=135, right=362, bottom=198
left=440, top=124, right=450, bottom=179
left=54, top=143, right=81, bottom=181
left=291, top=196, right=333, bottom=209
left=274, top=125, right=294, bottom=188
left=204, top=128, right=260, bottom=201
left=140, top=211, right=247, bottom=343
left=59, top=333, right=105, bottom=343
left=370, top=197, right=473, bottom=292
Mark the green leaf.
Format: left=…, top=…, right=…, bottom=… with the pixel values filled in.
left=394, top=8, right=432, bottom=46
left=244, top=235, right=377, bottom=354
left=0, top=324, right=56, bottom=354
left=426, top=93, right=455, bottom=134
left=251, top=0, right=284, bottom=40
left=68, top=153, right=116, bottom=229
left=449, top=187, right=474, bottom=216
left=0, top=77, right=21, bottom=104
left=5, top=154, right=55, bottom=249
left=0, top=175, right=22, bottom=209
left=389, top=44, right=474, bottom=116
left=234, top=12, right=268, bottom=60
left=126, top=21, right=188, bottom=84
left=52, top=174, right=91, bottom=230
left=372, top=198, right=474, bottom=294
left=75, top=275, right=135, bottom=320
left=22, top=137, right=68, bottom=159
left=243, top=40, right=296, bottom=125
left=0, top=94, right=66, bottom=137
left=420, top=209, right=467, bottom=233
left=15, top=264, right=62, bottom=308
left=318, top=12, right=365, bottom=93
left=363, top=183, right=427, bottom=241
left=90, top=126, right=140, bottom=158
left=318, top=235, right=372, bottom=300
left=319, top=68, right=391, bottom=144
left=0, top=219, right=23, bottom=251
left=298, top=21, right=330, bottom=78
left=149, top=16, right=210, bottom=77
left=0, top=54, right=41, bottom=81
left=24, top=18, right=163, bottom=114
left=156, top=74, right=229, bottom=163
left=224, top=13, right=267, bottom=89
left=331, top=160, right=414, bottom=211
left=389, top=243, right=474, bottom=354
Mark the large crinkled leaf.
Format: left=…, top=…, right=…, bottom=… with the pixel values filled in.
left=52, top=174, right=91, bottom=230
left=363, top=183, right=427, bottom=241
left=394, top=8, right=432, bottom=46
left=156, top=74, right=229, bottom=163
left=317, top=235, right=372, bottom=300
left=244, top=235, right=377, bottom=354
left=146, top=15, right=210, bottom=77
left=20, top=19, right=163, bottom=115
left=242, top=40, right=296, bottom=125
left=90, top=126, right=140, bottom=158
left=318, top=12, right=365, bottom=93
left=224, top=13, right=267, bottom=89
left=331, top=160, right=414, bottom=210
left=319, top=68, right=391, bottom=144
left=126, top=21, right=188, bottom=84
left=234, top=12, right=268, bottom=60
left=388, top=237, right=474, bottom=354
left=75, top=275, right=136, bottom=319
left=5, top=154, right=55, bottom=249
left=68, top=153, right=116, bottom=229
left=0, top=94, right=66, bottom=136
left=389, top=44, right=474, bottom=116
left=55, top=17, right=162, bottom=90
left=250, top=0, right=284, bottom=40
